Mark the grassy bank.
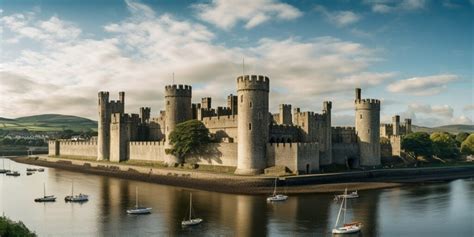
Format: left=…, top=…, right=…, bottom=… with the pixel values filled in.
left=0, top=216, right=36, bottom=237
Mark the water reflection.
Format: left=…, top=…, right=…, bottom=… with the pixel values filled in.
left=0, top=159, right=472, bottom=236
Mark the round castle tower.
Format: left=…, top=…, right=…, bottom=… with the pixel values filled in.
left=354, top=88, right=381, bottom=166
left=164, top=84, right=192, bottom=164
left=98, top=91, right=110, bottom=161
left=235, top=75, right=270, bottom=175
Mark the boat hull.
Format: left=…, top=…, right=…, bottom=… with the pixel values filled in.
left=182, top=218, right=203, bottom=226
left=267, top=194, right=288, bottom=202
left=35, top=196, right=57, bottom=202
left=126, top=207, right=152, bottom=214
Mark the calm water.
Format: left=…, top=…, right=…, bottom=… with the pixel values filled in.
left=0, top=158, right=473, bottom=237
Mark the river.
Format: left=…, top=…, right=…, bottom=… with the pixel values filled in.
left=0, top=158, right=472, bottom=236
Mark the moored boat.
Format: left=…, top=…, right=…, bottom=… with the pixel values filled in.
left=65, top=181, right=89, bottom=202
left=35, top=183, right=57, bottom=202
left=267, top=177, right=288, bottom=202
left=126, top=187, right=151, bottom=214
left=334, top=190, right=359, bottom=201
left=6, top=171, right=20, bottom=176
left=181, top=193, right=203, bottom=227
left=332, top=188, right=362, bottom=234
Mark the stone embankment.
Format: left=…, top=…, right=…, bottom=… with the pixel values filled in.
left=13, top=156, right=474, bottom=194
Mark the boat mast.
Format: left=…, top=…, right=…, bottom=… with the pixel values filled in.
left=342, top=188, right=347, bottom=225
left=71, top=181, right=74, bottom=196
left=43, top=183, right=46, bottom=197
left=273, top=178, right=277, bottom=196
left=334, top=193, right=344, bottom=228
left=135, top=187, right=138, bottom=208
left=189, top=193, right=192, bottom=220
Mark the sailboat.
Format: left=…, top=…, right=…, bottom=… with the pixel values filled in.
left=266, top=177, right=288, bottom=202
left=334, top=190, right=359, bottom=201
left=65, top=181, right=89, bottom=202
left=181, top=193, right=203, bottom=227
left=34, top=183, right=57, bottom=202
left=332, top=188, right=362, bottom=234
left=0, top=158, right=9, bottom=173
left=126, top=187, right=152, bottom=214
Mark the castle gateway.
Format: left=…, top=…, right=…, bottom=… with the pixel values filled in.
left=49, top=75, right=411, bottom=175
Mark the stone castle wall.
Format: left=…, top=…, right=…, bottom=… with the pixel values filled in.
left=332, top=143, right=359, bottom=165
left=129, top=141, right=166, bottom=162
left=266, top=142, right=319, bottom=174
left=201, top=115, right=238, bottom=142
left=49, top=140, right=97, bottom=158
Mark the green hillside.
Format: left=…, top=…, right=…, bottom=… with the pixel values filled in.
left=0, top=114, right=97, bottom=132
left=412, top=124, right=474, bottom=134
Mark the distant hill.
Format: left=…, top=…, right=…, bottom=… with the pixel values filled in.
left=0, top=114, right=97, bottom=132
left=412, top=124, right=474, bottom=134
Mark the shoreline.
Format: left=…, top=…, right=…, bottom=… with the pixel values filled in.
left=12, top=156, right=474, bottom=194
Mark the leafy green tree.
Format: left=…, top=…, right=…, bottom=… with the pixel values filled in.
left=461, top=134, right=474, bottom=155
left=430, top=132, right=459, bottom=159
left=455, top=132, right=470, bottom=146
left=165, top=120, right=211, bottom=162
left=0, top=216, right=36, bottom=237
left=401, top=132, right=433, bottom=157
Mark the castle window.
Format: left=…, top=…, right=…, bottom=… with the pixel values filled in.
left=249, top=102, right=252, bottom=108
left=368, top=129, right=370, bottom=134
left=360, top=114, right=362, bottom=119
left=167, top=101, right=170, bottom=105
left=241, top=95, right=243, bottom=103
left=249, top=123, right=252, bottom=130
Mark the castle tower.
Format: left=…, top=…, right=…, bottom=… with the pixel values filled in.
left=164, top=84, right=192, bottom=164
left=139, top=107, right=151, bottom=124
left=392, top=115, right=400, bottom=136
left=322, top=101, right=332, bottom=164
left=201, top=97, right=212, bottom=110
left=98, top=92, right=110, bottom=161
left=405, top=118, right=412, bottom=134
left=278, top=104, right=292, bottom=125
left=355, top=88, right=381, bottom=166
left=235, top=75, right=270, bottom=175
left=227, top=94, right=238, bottom=115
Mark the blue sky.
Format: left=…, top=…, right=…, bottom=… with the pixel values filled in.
left=0, top=0, right=472, bottom=127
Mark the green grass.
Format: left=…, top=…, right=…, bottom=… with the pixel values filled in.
left=0, top=114, right=97, bottom=132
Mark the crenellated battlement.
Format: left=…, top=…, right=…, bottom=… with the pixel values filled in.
left=165, top=84, right=192, bottom=97
left=355, top=98, right=381, bottom=110
left=129, top=141, right=166, bottom=146
left=332, top=126, right=356, bottom=131
left=57, top=140, right=98, bottom=146
left=111, top=113, right=140, bottom=124
left=237, top=75, right=270, bottom=91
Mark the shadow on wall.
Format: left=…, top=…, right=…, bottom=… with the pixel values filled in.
left=185, top=143, right=223, bottom=165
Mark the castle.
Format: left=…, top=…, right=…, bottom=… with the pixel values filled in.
left=49, top=75, right=411, bottom=175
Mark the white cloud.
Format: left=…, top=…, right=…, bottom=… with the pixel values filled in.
left=368, top=0, right=427, bottom=13
left=387, top=74, right=458, bottom=96
left=400, top=103, right=472, bottom=126
left=193, top=0, right=302, bottom=30
left=451, top=115, right=472, bottom=125
left=408, top=104, right=453, bottom=118
left=1, top=0, right=393, bottom=122
left=314, top=6, right=361, bottom=27
left=463, top=104, right=474, bottom=111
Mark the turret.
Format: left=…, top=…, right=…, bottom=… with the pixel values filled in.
left=164, top=84, right=192, bottom=164
left=201, top=97, right=212, bottom=110
left=278, top=104, right=292, bottom=125
left=321, top=101, right=332, bottom=165
left=235, top=75, right=270, bottom=175
left=140, top=107, right=151, bottom=124
left=227, top=94, right=238, bottom=115
left=405, top=118, right=412, bottom=134
left=97, top=91, right=110, bottom=161
left=355, top=88, right=381, bottom=167
left=392, top=115, right=400, bottom=136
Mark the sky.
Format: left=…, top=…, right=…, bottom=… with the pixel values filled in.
left=0, top=0, right=472, bottom=127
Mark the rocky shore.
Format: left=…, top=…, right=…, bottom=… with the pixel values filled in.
left=13, top=156, right=474, bottom=194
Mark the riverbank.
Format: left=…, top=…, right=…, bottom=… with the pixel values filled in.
left=13, top=156, right=474, bottom=194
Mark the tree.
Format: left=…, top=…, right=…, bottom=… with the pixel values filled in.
left=461, top=134, right=474, bottom=155
left=401, top=132, right=433, bottom=157
left=165, top=120, right=211, bottom=162
left=455, top=132, right=470, bottom=147
left=430, top=132, right=459, bottom=159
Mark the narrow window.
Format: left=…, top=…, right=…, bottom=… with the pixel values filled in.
left=360, top=114, right=362, bottom=119
left=249, top=123, right=252, bottom=130
left=241, top=95, right=243, bottom=103
left=167, top=100, right=170, bottom=105
left=249, top=102, right=252, bottom=108
left=368, top=129, right=370, bottom=134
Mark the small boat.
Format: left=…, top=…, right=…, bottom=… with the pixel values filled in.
left=35, top=183, right=57, bottom=202
left=65, top=181, right=89, bottom=202
left=267, top=178, right=288, bottom=202
left=37, top=168, right=45, bottom=172
left=334, top=190, right=359, bottom=201
left=26, top=168, right=38, bottom=172
left=0, top=158, right=10, bottom=173
left=181, top=193, right=203, bottom=227
left=332, top=188, right=362, bottom=234
left=126, top=187, right=151, bottom=214
left=27, top=171, right=34, bottom=176
left=6, top=171, right=20, bottom=176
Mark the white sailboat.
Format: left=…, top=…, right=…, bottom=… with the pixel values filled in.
left=35, top=183, right=57, bottom=202
left=267, top=177, right=288, bottom=202
left=126, top=187, right=152, bottom=214
left=181, top=193, right=203, bottom=227
left=0, top=158, right=9, bottom=173
left=332, top=188, right=362, bottom=234
left=334, top=190, right=359, bottom=201
left=65, top=181, right=89, bottom=202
